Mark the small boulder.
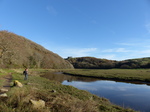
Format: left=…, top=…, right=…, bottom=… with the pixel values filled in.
left=0, top=88, right=8, bottom=93
left=29, top=99, right=45, bottom=109
left=51, top=90, right=56, bottom=93
left=0, top=93, right=8, bottom=97
left=13, top=80, right=23, bottom=87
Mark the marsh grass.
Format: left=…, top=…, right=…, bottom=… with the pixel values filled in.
left=0, top=69, right=136, bottom=112
left=63, top=69, right=150, bottom=82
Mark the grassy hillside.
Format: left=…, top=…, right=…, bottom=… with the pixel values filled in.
left=0, top=30, right=73, bottom=69
left=0, top=69, right=135, bottom=112
left=66, top=57, right=150, bottom=69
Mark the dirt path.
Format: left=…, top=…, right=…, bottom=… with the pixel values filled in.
left=2, top=74, right=13, bottom=90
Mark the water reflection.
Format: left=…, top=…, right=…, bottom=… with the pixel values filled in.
left=41, top=72, right=150, bottom=112
left=41, top=72, right=100, bottom=83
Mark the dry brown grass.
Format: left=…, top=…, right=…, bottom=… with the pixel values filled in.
left=0, top=30, right=73, bottom=69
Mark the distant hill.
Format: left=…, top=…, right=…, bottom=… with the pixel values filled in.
left=66, top=57, right=150, bottom=69
left=0, top=30, right=73, bottom=69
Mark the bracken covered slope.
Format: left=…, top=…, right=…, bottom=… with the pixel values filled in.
left=0, top=30, right=73, bottom=69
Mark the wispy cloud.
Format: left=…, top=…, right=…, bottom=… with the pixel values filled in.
left=144, top=45, right=150, bottom=48
left=102, top=48, right=131, bottom=53
left=43, top=38, right=150, bottom=60
left=116, top=39, right=150, bottom=48
left=97, top=54, right=116, bottom=60
left=46, top=6, right=57, bottom=16
left=59, top=48, right=97, bottom=58
left=72, top=82, right=98, bottom=91
left=116, top=43, right=138, bottom=46
left=139, top=50, right=150, bottom=54
left=100, top=48, right=150, bottom=60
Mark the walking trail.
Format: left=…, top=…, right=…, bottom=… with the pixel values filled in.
left=1, top=74, right=12, bottom=90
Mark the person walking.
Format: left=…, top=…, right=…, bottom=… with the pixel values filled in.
left=23, top=68, right=28, bottom=80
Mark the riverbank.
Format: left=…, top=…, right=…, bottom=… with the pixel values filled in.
left=62, top=69, right=150, bottom=84
left=0, top=69, right=135, bottom=112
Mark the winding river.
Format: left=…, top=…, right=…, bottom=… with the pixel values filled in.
left=42, top=72, right=150, bottom=112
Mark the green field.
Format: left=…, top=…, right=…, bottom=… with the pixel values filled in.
left=62, top=69, right=150, bottom=82
left=0, top=69, right=135, bottom=112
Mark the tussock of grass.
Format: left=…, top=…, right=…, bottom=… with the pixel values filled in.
left=0, top=69, right=136, bottom=112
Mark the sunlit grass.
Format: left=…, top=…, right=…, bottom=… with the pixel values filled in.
left=0, top=69, right=136, bottom=112
left=62, top=69, right=150, bottom=82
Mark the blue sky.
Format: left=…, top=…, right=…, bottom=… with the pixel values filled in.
left=0, top=0, right=150, bottom=60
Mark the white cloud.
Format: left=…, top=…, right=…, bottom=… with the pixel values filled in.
left=140, top=50, right=150, bottom=54
left=98, top=54, right=116, bottom=60
left=102, top=48, right=131, bottom=53
left=102, top=49, right=114, bottom=52
left=144, top=45, right=150, bottom=48
left=116, top=38, right=150, bottom=48
left=116, top=43, right=138, bottom=46
left=116, top=48, right=130, bottom=52
left=59, top=48, right=97, bottom=58
left=74, top=82, right=98, bottom=91
left=43, top=39, right=150, bottom=60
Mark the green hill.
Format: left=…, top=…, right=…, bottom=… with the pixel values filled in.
left=0, top=30, right=73, bottom=69
left=66, top=56, right=150, bottom=69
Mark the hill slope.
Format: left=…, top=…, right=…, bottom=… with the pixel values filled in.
left=0, top=30, right=73, bottom=69
left=66, top=57, right=150, bottom=69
